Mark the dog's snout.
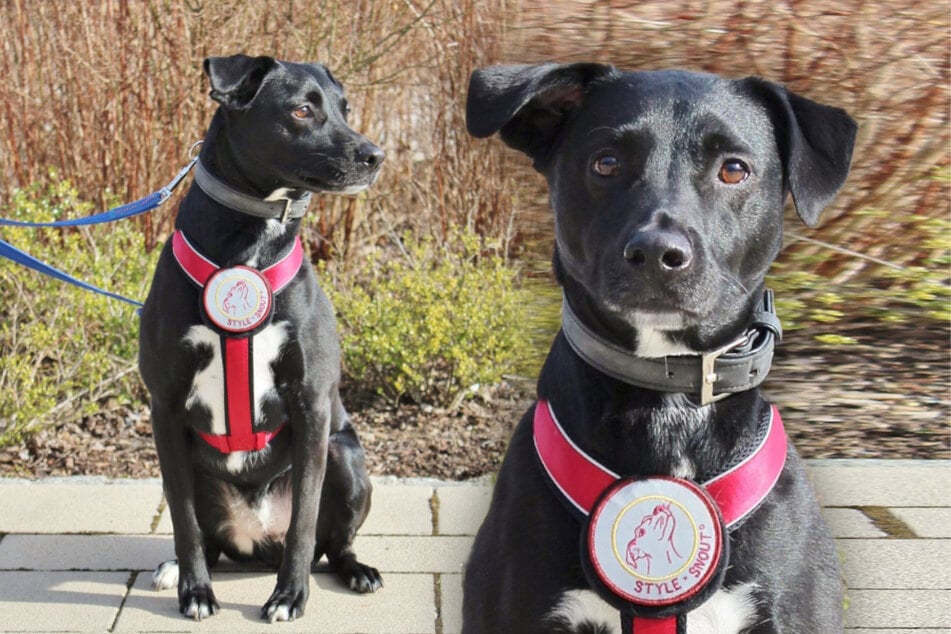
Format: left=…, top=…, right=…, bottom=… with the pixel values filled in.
left=623, top=231, right=693, bottom=273
left=358, top=143, right=385, bottom=169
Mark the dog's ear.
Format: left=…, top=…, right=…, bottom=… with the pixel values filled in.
left=466, top=63, right=615, bottom=163
left=204, top=55, right=278, bottom=110
left=739, top=78, right=858, bottom=227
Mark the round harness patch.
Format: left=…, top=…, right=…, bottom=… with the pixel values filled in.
left=202, top=266, right=273, bottom=334
left=585, top=477, right=726, bottom=612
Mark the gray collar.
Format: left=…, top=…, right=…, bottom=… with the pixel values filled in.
left=193, top=160, right=311, bottom=223
left=561, top=291, right=782, bottom=406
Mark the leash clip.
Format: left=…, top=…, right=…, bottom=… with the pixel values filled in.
left=700, top=334, right=749, bottom=406
left=158, top=155, right=199, bottom=204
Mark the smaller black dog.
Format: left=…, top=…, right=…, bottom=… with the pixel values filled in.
left=139, top=54, right=384, bottom=622
left=462, top=63, right=856, bottom=633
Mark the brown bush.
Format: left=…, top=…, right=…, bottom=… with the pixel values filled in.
left=0, top=0, right=946, bottom=278
left=0, top=0, right=517, bottom=257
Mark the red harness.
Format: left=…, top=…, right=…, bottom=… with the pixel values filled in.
left=533, top=399, right=787, bottom=633
left=172, top=230, right=303, bottom=453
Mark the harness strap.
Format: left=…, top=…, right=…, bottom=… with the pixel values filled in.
left=533, top=399, right=787, bottom=525
left=172, top=229, right=303, bottom=454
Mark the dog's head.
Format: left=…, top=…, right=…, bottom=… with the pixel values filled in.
left=467, top=64, right=856, bottom=353
left=203, top=54, right=384, bottom=198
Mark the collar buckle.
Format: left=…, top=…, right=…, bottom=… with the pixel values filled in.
left=700, top=334, right=750, bottom=406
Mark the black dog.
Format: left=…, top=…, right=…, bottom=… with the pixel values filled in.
left=462, top=64, right=856, bottom=633
left=139, top=54, right=384, bottom=622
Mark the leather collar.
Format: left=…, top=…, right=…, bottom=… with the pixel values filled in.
left=193, top=160, right=311, bottom=223
left=532, top=399, right=788, bottom=528
left=561, top=291, right=782, bottom=406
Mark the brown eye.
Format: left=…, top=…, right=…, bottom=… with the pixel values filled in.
left=593, top=155, right=620, bottom=177
left=719, top=159, right=750, bottom=184
left=292, top=105, right=312, bottom=120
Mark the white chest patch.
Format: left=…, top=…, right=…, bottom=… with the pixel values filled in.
left=548, top=584, right=759, bottom=633
left=183, top=321, right=289, bottom=440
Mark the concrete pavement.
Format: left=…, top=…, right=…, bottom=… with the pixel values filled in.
left=0, top=460, right=948, bottom=632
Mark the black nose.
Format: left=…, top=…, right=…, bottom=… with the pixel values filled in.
left=623, top=230, right=693, bottom=272
left=358, top=143, right=385, bottom=169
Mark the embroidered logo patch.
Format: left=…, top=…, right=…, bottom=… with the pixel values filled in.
left=202, top=266, right=273, bottom=333
left=587, top=477, right=724, bottom=608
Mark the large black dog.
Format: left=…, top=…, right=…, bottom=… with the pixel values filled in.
left=139, top=54, right=384, bottom=622
left=462, top=64, right=856, bottom=633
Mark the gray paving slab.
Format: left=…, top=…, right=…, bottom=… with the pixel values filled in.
left=0, top=534, right=173, bottom=571
left=839, top=539, right=951, bottom=589
left=434, top=485, right=492, bottom=536
left=439, top=573, right=463, bottom=634
left=892, top=507, right=951, bottom=538
left=806, top=460, right=951, bottom=507
left=354, top=483, right=435, bottom=536
left=118, top=571, right=436, bottom=633
left=845, top=589, right=951, bottom=629
left=822, top=507, right=887, bottom=538
left=358, top=536, right=473, bottom=574
left=0, top=479, right=163, bottom=534
left=0, top=570, right=129, bottom=632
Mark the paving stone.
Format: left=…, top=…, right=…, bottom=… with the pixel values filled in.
left=0, top=570, right=129, bottom=632
left=440, top=573, right=463, bottom=634
left=807, top=462, right=951, bottom=507
left=845, top=589, right=951, bottom=629
left=891, top=507, right=951, bottom=538
left=361, top=484, right=434, bottom=536
left=0, top=534, right=173, bottom=571
left=117, top=570, right=436, bottom=633
left=822, top=507, right=886, bottom=538
left=435, top=485, right=492, bottom=536
left=840, top=539, right=951, bottom=590
left=0, top=480, right=163, bottom=534
left=358, top=536, right=474, bottom=574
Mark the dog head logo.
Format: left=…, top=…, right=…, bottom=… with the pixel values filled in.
left=203, top=266, right=272, bottom=333
left=625, top=503, right=683, bottom=575
left=222, top=279, right=252, bottom=315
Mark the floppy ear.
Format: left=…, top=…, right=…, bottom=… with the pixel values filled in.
left=204, top=55, right=278, bottom=110
left=739, top=78, right=858, bottom=226
left=466, top=62, right=616, bottom=164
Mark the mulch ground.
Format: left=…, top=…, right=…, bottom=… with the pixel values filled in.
left=0, top=321, right=947, bottom=480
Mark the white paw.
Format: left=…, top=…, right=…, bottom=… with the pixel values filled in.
left=152, top=559, right=179, bottom=591
left=268, top=604, right=293, bottom=623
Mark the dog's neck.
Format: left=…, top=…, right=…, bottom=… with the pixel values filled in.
left=559, top=291, right=780, bottom=407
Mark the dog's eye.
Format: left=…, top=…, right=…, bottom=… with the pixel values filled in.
left=592, top=155, right=620, bottom=177
left=291, top=105, right=312, bottom=120
left=718, top=159, right=750, bottom=184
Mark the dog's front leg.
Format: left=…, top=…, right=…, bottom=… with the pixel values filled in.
left=151, top=402, right=220, bottom=620
left=261, top=390, right=331, bottom=622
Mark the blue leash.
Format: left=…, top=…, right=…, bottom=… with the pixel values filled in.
left=0, top=155, right=198, bottom=307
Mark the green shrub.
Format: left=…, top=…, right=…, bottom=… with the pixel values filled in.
left=0, top=173, right=158, bottom=445
left=325, top=230, right=530, bottom=406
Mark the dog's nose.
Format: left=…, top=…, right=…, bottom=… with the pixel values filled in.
left=623, top=230, right=693, bottom=272
left=358, top=143, right=385, bottom=169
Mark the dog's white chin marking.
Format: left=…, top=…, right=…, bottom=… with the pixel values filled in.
left=152, top=559, right=179, bottom=591
left=631, top=312, right=695, bottom=358
left=548, top=584, right=759, bottom=634
left=183, top=322, right=289, bottom=473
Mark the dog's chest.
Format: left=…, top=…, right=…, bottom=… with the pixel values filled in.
left=548, top=585, right=759, bottom=634
left=183, top=322, right=289, bottom=438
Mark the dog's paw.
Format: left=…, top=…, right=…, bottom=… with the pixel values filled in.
left=261, top=585, right=307, bottom=622
left=178, top=585, right=219, bottom=621
left=340, top=561, right=383, bottom=594
left=151, top=559, right=179, bottom=591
